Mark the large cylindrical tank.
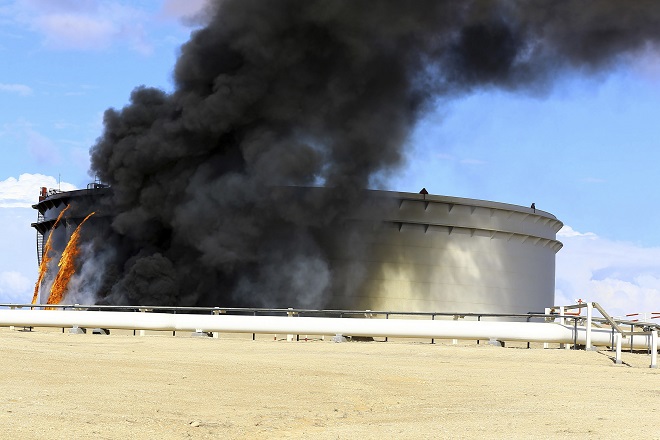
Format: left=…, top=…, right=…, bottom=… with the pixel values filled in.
left=326, top=190, right=563, bottom=315
left=31, top=185, right=112, bottom=267
left=31, top=187, right=562, bottom=314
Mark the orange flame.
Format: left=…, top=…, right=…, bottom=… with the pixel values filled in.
left=46, top=212, right=96, bottom=306
left=32, top=205, right=71, bottom=305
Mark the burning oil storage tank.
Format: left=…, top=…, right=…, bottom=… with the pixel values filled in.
left=31, top=187, right=562, bottom=314
left=31, top=184, right=114, bottom=304
left=327, top=190, right=563, bottom=315
left=32, top=185, right=111, bottom=264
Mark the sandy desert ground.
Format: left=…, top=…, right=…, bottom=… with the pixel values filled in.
left=0, top=327, right=658, bottom=439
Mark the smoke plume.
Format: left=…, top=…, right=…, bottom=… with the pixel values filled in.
left=88, top=0, right=660, bottom=307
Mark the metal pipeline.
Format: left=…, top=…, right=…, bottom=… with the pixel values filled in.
left=0, top=309, right=657, bottom=350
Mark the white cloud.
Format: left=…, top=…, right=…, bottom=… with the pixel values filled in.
left=160, top=0, right=209, bottom=25
left=121, top=22, right=152, bottom=55
left=33, top=12, right=115, bottom=50
left=17, top=0, right=96, bottom=15
left=557, top=225, right=597, bottom=239
left=10, top=0, right=153, bottom=53
left=556, top=225, right=660, bottom=319
left=0, top=83, right=32, bottom=96
left=0, top=173, right=77, bottom=208
left=161, top=0, right=207, bottom=19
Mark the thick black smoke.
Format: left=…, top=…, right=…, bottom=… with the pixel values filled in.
left=88, top=0, right=660, bottom=307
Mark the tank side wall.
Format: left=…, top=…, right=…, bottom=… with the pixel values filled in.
left=330, top=195, right=560, bottom=314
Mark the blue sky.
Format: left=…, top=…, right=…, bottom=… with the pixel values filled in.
left=1, top=0, right=659, bottom=318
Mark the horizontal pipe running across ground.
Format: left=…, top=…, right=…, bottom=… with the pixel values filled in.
left=0, top=310, right=658, bottom=350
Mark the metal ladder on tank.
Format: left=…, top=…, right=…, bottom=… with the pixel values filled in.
left=36, top=210, right=44, bottom=266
